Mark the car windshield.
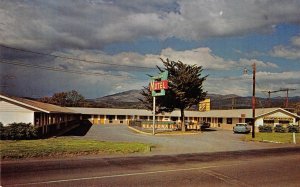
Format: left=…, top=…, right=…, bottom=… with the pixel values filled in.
left=236, top=123, right=246, bottom=126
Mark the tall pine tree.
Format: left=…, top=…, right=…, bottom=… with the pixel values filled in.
left=140, top=58, right=207, bottom=131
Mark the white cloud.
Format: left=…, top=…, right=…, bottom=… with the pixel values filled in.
left=239, top=59, right=278, bottom=68
left=205, top=71, right=300, bottom=97
left=51, top=47, right=278, bottom=73
left=159, top=47, right=237, bottom=70
left=46, top=47, right=280, bottom=97
left=271, top=34, right=300, bottom=60
left=271, top=45, right=300, bottom=60
left=291, top=35, right=300, bottom=47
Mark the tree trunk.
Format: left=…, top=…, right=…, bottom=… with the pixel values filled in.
left=181, top=108, right=186, bottom=132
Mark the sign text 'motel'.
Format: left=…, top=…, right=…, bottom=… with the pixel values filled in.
left=150, top=80, right=168, bottom=91
left=150, top=71, right=168, bottom=97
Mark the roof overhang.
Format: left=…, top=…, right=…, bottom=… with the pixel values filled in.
left=0, top=95, right=50, bottom=113
left=255, top=108, right=300, bottom=119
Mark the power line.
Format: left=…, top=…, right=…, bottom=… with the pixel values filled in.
left=0, top=59, right=141, bottom=80
left=0, top=44, right=157, bottom=70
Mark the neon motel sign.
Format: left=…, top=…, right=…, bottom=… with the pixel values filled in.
left=149, top=71, right=168, bottom=96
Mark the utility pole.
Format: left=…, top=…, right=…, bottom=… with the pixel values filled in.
left=267, top=91, right=271, bottom=107
left=252, top=63, right=256, bottom=139
left=281, top=88, right=296, bottom=108
left=244, top=63, right=256, bottom=138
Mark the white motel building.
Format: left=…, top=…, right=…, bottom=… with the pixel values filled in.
left=1, top=94, right=299, bottom=131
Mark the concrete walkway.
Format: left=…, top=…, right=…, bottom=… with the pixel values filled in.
left=79, top=125, right=294, bottom=155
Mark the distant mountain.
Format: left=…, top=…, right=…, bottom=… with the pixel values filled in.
left=87, top=90, right=300, bottom=111
left=88, top=90, right=144, bottom=109
left=95, top=90, right=142, bottom=103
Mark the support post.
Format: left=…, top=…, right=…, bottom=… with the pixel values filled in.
left=293, top=132, right=296, bottom=144
left=286, top=89, right=289, bottom=108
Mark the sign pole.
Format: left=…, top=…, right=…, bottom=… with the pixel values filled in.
left=152, top=96, right=156, bottom=135
left=149, top=71, right=168, bottom=136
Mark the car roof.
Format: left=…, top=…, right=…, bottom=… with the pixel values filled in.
left=236, top=123, right=248, bottom=125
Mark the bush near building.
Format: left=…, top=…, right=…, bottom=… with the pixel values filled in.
left=258, top=125, right=273, bottom=133
left=274, top=125, right=287, bottom=133
left=258, top=124, right=299, bottom=133
left=0, top=123, right=37, bottom=140
left=287, top=125, right=300, bottom=133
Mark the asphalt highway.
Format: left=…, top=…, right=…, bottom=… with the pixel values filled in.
left=1, top=147, right=300, bottom=187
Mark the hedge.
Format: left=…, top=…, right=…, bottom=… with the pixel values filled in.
left=258, top=124, right=300, bottom=133
left=287, top=125, right=300, bottom=133
left=0, top=122, right=38, bottom=140
left=258, top=125, right=273, bottom=133
left=274, top=125, right=286, bottom=133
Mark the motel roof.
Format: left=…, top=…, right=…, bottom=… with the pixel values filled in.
left=69, top=107, right=299, bottom=119
left=0, top=94, right=77, bottom=114
left=68, top=107, right=201, bottom=117
left=197, top=108, right=279, bottom=118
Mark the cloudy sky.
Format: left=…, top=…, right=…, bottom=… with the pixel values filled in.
left=0, top=0, right=300, bottom=99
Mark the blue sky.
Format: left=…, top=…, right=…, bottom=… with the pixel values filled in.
left=0, top=0, right=300, bottom=98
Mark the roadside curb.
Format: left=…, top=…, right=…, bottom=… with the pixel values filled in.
left=128, top=126, right=151, bottom=135
left=128, top=126, right=200, bottom=136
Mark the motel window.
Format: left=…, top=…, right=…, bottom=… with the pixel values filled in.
left=227, top=118, right=232, bottom=124
left=279, top=120, right=290, bottom=125
left=140, top=116, right=148, bottom=120
left=218, top=118, right=223, bottom=124
left=245, top=118, right=253, bottom=124
left=171, top=117, right=177, bottom=122
left=117, top=115, right=126, bottom=124
left=107, top=115, right=115, bottom=123
left=263, top=119, right=274, bottom=125
left=117, top=115, right=126, bottom=120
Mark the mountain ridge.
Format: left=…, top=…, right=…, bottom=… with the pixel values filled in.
left=90, top=89, right=300, bottom=110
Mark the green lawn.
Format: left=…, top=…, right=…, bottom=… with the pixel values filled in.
left=244, top=133, right=300, bottom=144
left=0, top=138, right=153, bottom=160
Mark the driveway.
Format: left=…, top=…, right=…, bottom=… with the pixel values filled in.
left=80, top=125, right=291, bottom=155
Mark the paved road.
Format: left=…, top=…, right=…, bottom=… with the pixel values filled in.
left=80, top=125, right=291, bottom=155
left=2, top=148, right=300, bottom=186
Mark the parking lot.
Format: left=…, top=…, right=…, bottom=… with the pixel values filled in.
left=80, top=125, right=288, bottom=155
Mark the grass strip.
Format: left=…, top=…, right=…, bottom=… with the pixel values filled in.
left=244, top=133, right=300, bottom=144
left=0, top=137, right=152, bottom=160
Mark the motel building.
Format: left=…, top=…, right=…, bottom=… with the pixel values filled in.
left=1, top=94, right=299, bottom=131
left=0, top=94, right=79, bottom=134
left=69, top=107, right=300, bottom=131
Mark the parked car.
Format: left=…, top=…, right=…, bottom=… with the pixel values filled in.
left=233, top=123, right=251, bottom=133
left=199, top=121, right=211, bottom=129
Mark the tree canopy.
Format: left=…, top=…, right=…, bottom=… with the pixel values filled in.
left=140, top=58, right=207, bottom=131
left=39, top=90, right=85, bottom=107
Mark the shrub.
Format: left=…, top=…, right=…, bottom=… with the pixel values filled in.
left=0, top=122, right=5, bottom=139
left=129, top=120, right=142, bottom=127
left=0, top=123, right=38, bottom=140
left=259, top=125, right=273, bottom=133
left=274, top=125, right=287, bottom=133
left=287, top=125, right=300, bottom=133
